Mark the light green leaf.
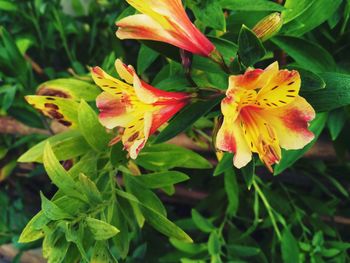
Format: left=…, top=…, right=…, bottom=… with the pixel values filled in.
left=116, top=189, right=192, bottom=242
left=18, top=212, right=45, bottom=243
left=78, top=100, right=110, bottom=152
left=191, top=209, right=215, bottom=233
left=133, top=171, right=189, bottom=188
left=86, top=217, right=120, bottom=241
left=78, top=173, right=103, bottom=204
left=208, top=231, right=221, bottom=256
left=42, top=143, right=85, bottom=201
left=137, top=143, right=212, bottom=171
left=18, top=131, right=91, bottom=163
left=36, top=78, right=100, bottom=101
left=41, top=192, right=73, bottom=220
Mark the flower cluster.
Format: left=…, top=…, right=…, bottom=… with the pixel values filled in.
left=27, top=0, right=315, bottom=172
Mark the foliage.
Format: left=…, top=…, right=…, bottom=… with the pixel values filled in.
left=1, top=0, right=350, bottom=262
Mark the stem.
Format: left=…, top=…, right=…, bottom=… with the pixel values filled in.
left=253, top=180, right=282, bottom=240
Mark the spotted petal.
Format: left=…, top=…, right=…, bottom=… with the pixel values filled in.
left=260, top=96, right=315, bottom=150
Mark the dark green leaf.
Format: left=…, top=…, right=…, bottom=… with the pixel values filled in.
left=281, top=228, right=300, bottom=263
left=155, top=96, right=223, bottom=143
left=238, top=25, right=266, bottom=66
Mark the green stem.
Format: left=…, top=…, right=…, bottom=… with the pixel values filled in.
left=253, top=180, right=282, bottom=240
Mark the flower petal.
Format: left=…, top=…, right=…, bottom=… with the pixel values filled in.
left=91, top=66, right=134, bottom=95
left=96, top=92, right=134, bottom=129
left=123, top=112, right=153, bottom=159
left=260, top=96, right=315, bottom=150
left=116, top=14, right=184, bottom=49
left=115, top=59, right=134, bottom=84
left=256, top=67, right=301, bottom=108
left=216, top=117, right=252, bottom=169
left=240, top=107, right=281, bottom=172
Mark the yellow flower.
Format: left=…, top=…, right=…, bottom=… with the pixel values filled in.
left=116, top=0, right=215, bottom=57
left=216, top=62, right=315, bottom=172
left=91, top=59, right=189, bottom=159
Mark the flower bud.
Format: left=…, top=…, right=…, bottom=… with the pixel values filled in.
left=253, top=12, right=283, bottom=42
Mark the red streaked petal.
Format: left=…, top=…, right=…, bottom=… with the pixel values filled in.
left=216, top=117, right=252, bottom=169
left=260, top=96, right=315, bottom=150
left=150, top=100, right=187, bottom=134
left=96, top=92, right=133, bottom=129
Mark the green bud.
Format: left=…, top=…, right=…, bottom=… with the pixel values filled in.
left=252, top=12, right=283, bottom=42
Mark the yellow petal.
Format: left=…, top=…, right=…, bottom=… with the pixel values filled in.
left=115, top=59, right=134, bottom=84
left=216, top=117, right=252, bottom=169
left=256, top=67, right=301, bottom=108
left=260, top=96, right=315, bottom=150
left=132, top=70, right=158, bottom=104
left=91, top=66, right=134, bottom=95
left=123, top=111, right=153, bottom=159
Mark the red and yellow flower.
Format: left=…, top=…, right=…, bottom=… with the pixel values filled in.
left=116, top=0, right=215, bottom=57
left=216, top=62, right=315, bottom=172
left=91, top=59, right=189, bottom=159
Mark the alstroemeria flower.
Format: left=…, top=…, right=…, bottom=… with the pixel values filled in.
left=91, top=59, right=189, bottom=159
left=116, top=0, right=215, bottom=57
left=216, top=62, right=315, bottom=172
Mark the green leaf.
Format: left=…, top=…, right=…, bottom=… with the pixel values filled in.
left=0, top=27, right=29, bottom=85
left=272, top=36, right=336, bottom=72
left=18, top=131, right=91, bottom=163
left=214, top=153, right=233, bottom=176
left=188, top=0, right=226, bottom=31
left=305, top=73, right=350, bottom=112
left=170, top=238, right=207, bottom=255
left=124, top=174, right=167, bottom=217
left=36, top=78, right=100, bottom=101
left=86, top=217, right=120, bottom=241
left=220, top=0, right=284, bottom=11
left=0, top=0, right=18, bottom=12
left=78, top=173, right=103, bottom=204
left=78, top=100, right=110, bottom=152
left=227, top=244, right=261, bottom=257
left=282, top=0, right=342, bottom=36
left=155, top=96, right=223, bottom=143
left=327, top=108, right=347, bottom=141
left=110, top=202, right=129, bottom=258
left=19, top=212, right=45, bottom=243
left=116, top=189, right=192, bottom=242
left=208, top=231, right=221, bottom=256
left=282, top=0, right=315, bottom=24
left=274, top=113, right=328, bottom=175
left=191, top=209, right=214, bottom=233
left=42, top=143, right=85, bottom=200
left=281, top=228, right=300, bottom=263
left=297, top=68, right=326, bottom=93
left=40, top=192, right=73, bottom=220
left=133, top=171, right=189, bottom=189
left=137, top=45, right=159, bottom=74
left=137, top=143, right=212, bottom=171
left=241, top=159, right=255, bottom=190
left=238, top=25, right=266, bottom=66
left=91, top=241, right=116, bottom=262
left=224, top=169, right=239, bottom=216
